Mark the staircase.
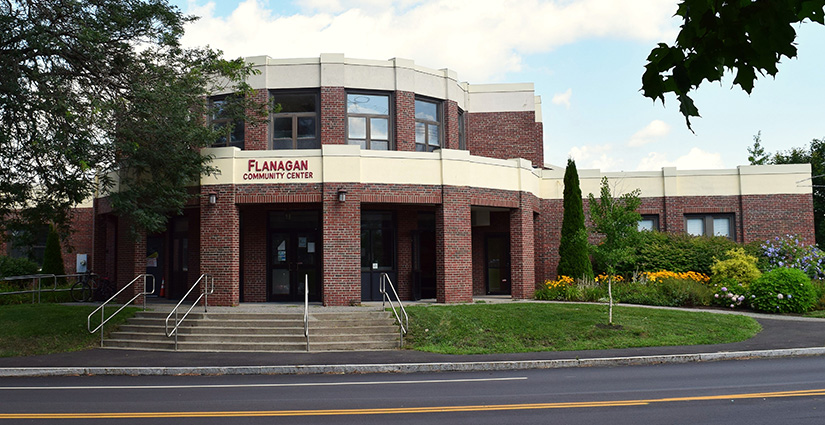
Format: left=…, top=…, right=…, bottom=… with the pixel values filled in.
left=103, top=308, right=402, bottom=352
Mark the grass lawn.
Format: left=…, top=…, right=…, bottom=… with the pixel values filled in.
left=0, top=304, right=139, bottom=357
left=405, top=303, right=761, bottom=354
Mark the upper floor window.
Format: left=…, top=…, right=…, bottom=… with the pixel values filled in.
left=271, top=91, right=320, bottom=149
left=210, top=96, right=244, bottom=149
left=685, top=214, right=735, bottom=240
left=347, top=93, right=391, bottom=150
left=638, top=214, right=660, bottom=232
left=415, top=98, right=441, bottom=152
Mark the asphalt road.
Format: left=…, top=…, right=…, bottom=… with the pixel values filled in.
left=2, top=356, right=825, bottom=424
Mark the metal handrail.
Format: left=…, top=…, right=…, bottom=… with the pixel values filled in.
left=87, top=274, right=155, bottom=348
left=379, top=273, right=408, bottom=348
left=0, top=274, right=57, bottom=303
left=165, top=273, right=214, bottom=350
left=303, top=274, right=309, bottom=352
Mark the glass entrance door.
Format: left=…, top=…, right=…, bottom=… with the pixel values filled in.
left=486, top=234, right=511, bottom=295
left=268, top=211, right=320, bottom=302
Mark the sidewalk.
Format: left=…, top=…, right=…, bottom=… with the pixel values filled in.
left=2, top=302, right=825, bottom=376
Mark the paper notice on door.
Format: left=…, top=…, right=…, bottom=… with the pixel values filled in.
left=307, top=242, right=315, bottom=253
left=299, top=237, right=307, bottom=248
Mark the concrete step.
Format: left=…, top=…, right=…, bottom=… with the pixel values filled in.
left=104, top=307, right=403, bottom=352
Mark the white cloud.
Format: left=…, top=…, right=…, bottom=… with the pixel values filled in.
left=552, top=88, right=572, bottom=109
left=178, top=0, right=681, bottom=82
left=628, top=119, right=670, bottom=147
left=568, top=144, right=622, bottom=171
left=635, top=147, right=726, bottom=171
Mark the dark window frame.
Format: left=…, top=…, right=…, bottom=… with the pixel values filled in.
left=684, top=213, right=736, bottom=240
left=638, top=214, right=660, bottom=232
left=209, top=95, right=245, bottom=149
left=457, top=108, right=466, bottom=150
left=269, top=90, right=320, bottom=150
left=414, top=97, right=443, bottom=152
left=346, top=91, right=394, bottom=150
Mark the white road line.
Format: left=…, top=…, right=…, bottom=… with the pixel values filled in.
left=0, top=376, right=527, bottom=391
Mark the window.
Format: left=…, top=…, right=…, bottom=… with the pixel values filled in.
left=685, top=214, right=735, bottom=239
left=210, top=96, right=244, bottom=149
left=347, top=93, right=391, bottom=150
left=271, top=91, right=319, bottom=149
left=638, top=214, right=660, bottom=232
left=457, top=109, right=466, bottom=150
left=415, top=98, right=441, bottom=152
left=6, top=226, right=48, bottom=266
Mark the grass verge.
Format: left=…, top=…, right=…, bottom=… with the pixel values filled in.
left=0, top=304, right=139, bottom=357
left=405, top=303, right=761, bottom=354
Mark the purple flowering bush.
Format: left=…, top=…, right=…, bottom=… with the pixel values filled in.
left=761, top=235, right=825, bottom=279
left=711, top=277, right=748, bottom=308
left=749, top=267, right=816, bottom=313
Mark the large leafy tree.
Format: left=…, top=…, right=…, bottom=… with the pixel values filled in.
left=557, top=159, right=593, bottom=280
left=642, top=0, right=825, bottom=129
left=748, top=136, right=825, bottom=247
left=0, top=0, right=262, bottom=237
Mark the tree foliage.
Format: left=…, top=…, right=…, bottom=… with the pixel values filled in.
left=588, top=178, right=642, bottom=275
left=747, top=136, right=825, bottom=247
left=0, top=0, right=263, bottom=237
left=557, top=159, right=593, bottom=280
left=40, top=226, right=65, bottom=279
left=642, top=0, right=825, bottom=129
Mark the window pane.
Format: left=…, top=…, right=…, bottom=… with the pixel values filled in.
left=686, top=218, right=704, bottom=236
left=212, top=99, right=227, bottom=119
left=347, top=94, right=389, bottom=115
left=371, top=118, right=388, bottom=140
left=638, top=219, right=654, bottom=232
left=428, top=124, right=440, bottom=147
left=272, top=138, right=293, bottom=150
left=415, top=122, right=426, bottom=144
left=297, top=138, right=320, bottom=149
left=273, top=93, right=316, bottom=113
left=348, top=117, right=366, bottom=139
left=272, top=117, right=292, bottom=139
left=415, top=100, right=438, bottom=121
left=297, top=117, right=316, bottom=139
left=348, top=139, right=367, bottom=149
left=713, top=218, right=731, bottom=237
left=371, top=140, right=389, bottom=150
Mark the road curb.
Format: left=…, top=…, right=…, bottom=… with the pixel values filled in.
left=3, top=347, right=825, bottom=377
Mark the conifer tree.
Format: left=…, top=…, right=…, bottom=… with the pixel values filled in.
left=557, top=159, right=593, bottom=279
left=40, top=226, right=66, bottom=284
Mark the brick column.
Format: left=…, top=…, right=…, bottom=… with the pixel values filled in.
left=244, top=89, right=269, bottom=150
left=322, top=184, right=361, bottom=306
left=115, top=218, right=146, bottom=301
left=395, top=91, right=415, bottom=152
left=443, top=100, right=459, bottom=150
left=200, top=185, right=239, bottom=306
left=321, top=87, right=346, bottom=145
left=510, top=194, right=536, bottom=299
left=436, top=186, right=472, bottom=303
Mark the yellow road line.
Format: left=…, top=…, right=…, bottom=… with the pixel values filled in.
left=2, top=388, right=825, bottom=419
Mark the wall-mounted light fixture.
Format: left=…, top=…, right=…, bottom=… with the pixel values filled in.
left=337, top=188, right=348, bottom=202
left=208, top=193, right=217, bottom=205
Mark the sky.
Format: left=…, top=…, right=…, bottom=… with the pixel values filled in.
left=169, top=0, right=825, bottom=171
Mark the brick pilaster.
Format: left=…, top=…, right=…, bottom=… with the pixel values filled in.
left=436, top=186, right=472, bottom=303
left=200, top=185, right=239, bottom=306
left=322, top=184, right=361, bottom=305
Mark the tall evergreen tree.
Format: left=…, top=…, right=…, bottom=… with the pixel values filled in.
left=557, top=159, right=593, bottom=279
left=40, top=226, right=65, bottom=284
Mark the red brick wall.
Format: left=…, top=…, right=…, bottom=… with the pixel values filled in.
left=511, top=193, right=538, bottom=299
left=436, top=186, right=472, bottom=303
left=395, top=207, right=417, bottom=300
left=245, top=89, right=269, bottom=151
left=322, top=184, right=361, bottom=305
left=742, top=193, right=814, bottom=244
left=395, top=91, right=415, bottom=151
left=115, top=218, right=146, bottom=301
left=537, top=198, right=563, bottom=284
left=467, top=111, right=543, bottom=168
left=321, top=87, right=346, bottom=145
left=443, top=100, right=460, bottom=150
left=199, top=184, right=239, bottom=306
left=240, top=206, right=267, bottom=302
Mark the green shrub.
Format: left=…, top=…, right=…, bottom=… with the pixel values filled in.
left=711, top=248, right=762, bottom=287
left=711, top=277, right=749, bottom=308
left=750, top=268, right=816, bottom=313
left=630, top=231, right=737, bottom=275
left=40, top=227, right=65, bottom=283
left=0, top=256, right=39, bottom=279
left=612, top=278, right=713, bottom=307
left=812, top=279, right=825, bottom=310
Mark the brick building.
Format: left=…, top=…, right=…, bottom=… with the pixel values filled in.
left=7, top=54, right=814, bottom=306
